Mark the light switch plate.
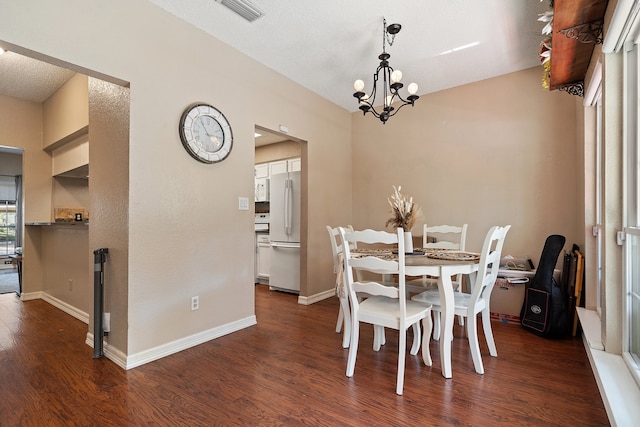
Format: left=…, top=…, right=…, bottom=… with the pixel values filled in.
left=238, top=197, right=249, bottom=211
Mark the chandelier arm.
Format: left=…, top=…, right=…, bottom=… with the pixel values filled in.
left=386, top=100, right=414, bottom=118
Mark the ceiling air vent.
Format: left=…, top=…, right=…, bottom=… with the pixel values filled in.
left=215, top=0, right=264, bottom=22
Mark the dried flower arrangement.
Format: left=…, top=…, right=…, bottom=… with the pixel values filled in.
left=385, top=185, right=423, bottom=231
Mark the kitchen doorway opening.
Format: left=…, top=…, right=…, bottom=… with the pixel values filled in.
left=254, top=125, right=308, bottom=297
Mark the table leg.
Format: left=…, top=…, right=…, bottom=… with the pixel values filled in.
left=438, top=267, right=456, bottom=379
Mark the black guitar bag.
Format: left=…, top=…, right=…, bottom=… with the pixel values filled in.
left=520, top=234, right=568, bottom=338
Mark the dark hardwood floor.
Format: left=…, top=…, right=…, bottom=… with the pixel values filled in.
left=0, top=284, right=609, bottom=426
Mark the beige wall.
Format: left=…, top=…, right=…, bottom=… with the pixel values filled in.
left=88, top=78, right=130, bottom=355
left=43, top=74, right=89, bottom=150
left=0, top=95, right=49, bottom=291
left=255, top=140, right=301, bottom=164
left=351, top=67, right=579, bottom=266
left=40, top=225, right=89, bottom=311
left=0, top=0, right=352, bottom=363
left=0, top=96, right=52, bottom=224
left=52, top=176, right=88, bottom=209
left=0, top=152, right=22, bottom=175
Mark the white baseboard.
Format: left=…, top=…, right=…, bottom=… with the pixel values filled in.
left=20, top=291, right=89, bottom=324
left=298, top=288, right=335, bottom=305
left=124, top=315, right=257, bottom=369
left=85, top=332, right=128, bottom=369
left=26, top=291, right=257, bottom=372
left=86, top=316, right=258, bottom=370
left=578, top=308, right=640, bottom=426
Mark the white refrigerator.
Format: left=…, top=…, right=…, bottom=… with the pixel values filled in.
left=269, top=170, right=301, bottom=293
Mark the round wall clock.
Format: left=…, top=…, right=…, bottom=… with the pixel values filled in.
left=178, top=103, right=233, bottom=163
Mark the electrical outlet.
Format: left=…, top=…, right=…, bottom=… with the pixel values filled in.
left=69, top=279, right=73, bottom=291
left=191, top=296, right=199, bottom=311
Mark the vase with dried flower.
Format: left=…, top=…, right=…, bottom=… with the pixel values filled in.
left=385, top=185, right=423, bottom=253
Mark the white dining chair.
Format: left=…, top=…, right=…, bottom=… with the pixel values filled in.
left=327, top=224, right=356, bottom=348
left=412, top=225, right=510, bottom=375
left=339, top=227, right=433, bottom=395
left=406, top=224, right=469, bottom=332
left=329, top=224, right=390, bottom=349
left=406, top=224, right=468, bottom=294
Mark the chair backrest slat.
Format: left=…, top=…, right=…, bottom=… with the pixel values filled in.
left=339, top=227, right=406, bottom=303
left=327, top=225, right=356, bottom=274
left=422, top=224, right=468, bottom=250
left=469, top=225, right=511, bottom=306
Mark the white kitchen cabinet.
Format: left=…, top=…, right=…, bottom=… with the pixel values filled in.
left=269, top=158, right=300, bottom=176
left=256, top=233, right=271, bottom=281
left=255, top=163, right=269, bottom=179
left=269, top=160, right=288, bottom=176
left=289, top=157, right=301, bottom=172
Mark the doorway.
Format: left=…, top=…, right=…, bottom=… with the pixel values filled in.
left=254, top=125, right=307, bottom=297
left=0, top=46, right=130, bottom=357
left=0, top=149, right=22, bottom=295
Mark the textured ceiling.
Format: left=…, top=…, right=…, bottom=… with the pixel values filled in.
left=150, top=0, right=550, bottom=112
left=0, top=51, right=75, bottom=103
left=0, top=1, right=550, bottom=111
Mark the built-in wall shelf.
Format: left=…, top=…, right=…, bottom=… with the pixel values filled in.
left=26, top=222, right=88, bottom=227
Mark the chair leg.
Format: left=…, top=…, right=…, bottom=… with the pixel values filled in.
left=410, top=322, right=421, bottom=355
left=346, top=319, right=359, bottom=378
left=482, top=308, right=497, bottom=357
left=432, top=310, right=441, bottom=340
left=455, top=278, right=465, bottom=327
left=373, top=325, right=385, bottom=351
left=396, top=328, right=406, bottom=395
left=467, top=314, right=484, bottom=375
left=339, top=297, right=351, bottom=348
left=336, top=305, right=344, bottom=333
left=422, top=314, right=433, bottom=366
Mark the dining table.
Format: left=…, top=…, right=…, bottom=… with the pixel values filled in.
left=337, top=248, right=480, bottom=379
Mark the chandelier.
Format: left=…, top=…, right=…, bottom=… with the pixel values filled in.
left=353, top=18, right=419, bottom=124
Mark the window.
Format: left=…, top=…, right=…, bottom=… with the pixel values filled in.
left=0, top=176, right=17, bottom=256
left=623, top=39, right=640, bottom=383
left=0, top=201, right=16, bottom=256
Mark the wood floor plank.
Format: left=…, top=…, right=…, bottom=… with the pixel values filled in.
left=0, top=285, right=609, bottom=426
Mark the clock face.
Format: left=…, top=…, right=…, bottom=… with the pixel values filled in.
left=179, top=103, right=233, bottom=163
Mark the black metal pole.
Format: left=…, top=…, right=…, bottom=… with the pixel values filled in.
left=93, top=248, right=108, bottom=358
